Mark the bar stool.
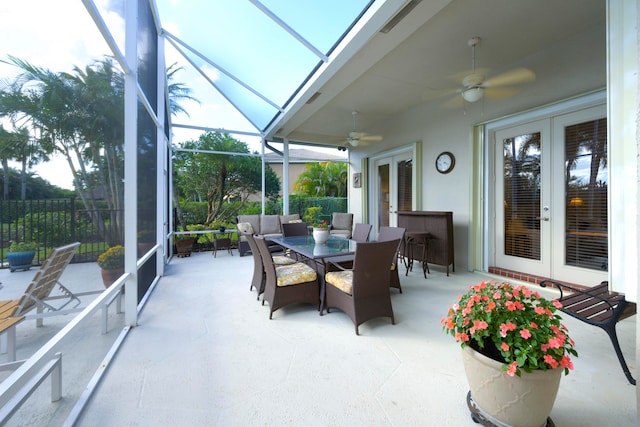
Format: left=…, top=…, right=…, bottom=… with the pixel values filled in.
left=403, top=231, right=431, bottom=278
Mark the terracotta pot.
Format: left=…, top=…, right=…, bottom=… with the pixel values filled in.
left=101, top=268, right=125, bottom=288
left=175, top=239, right=195, bottom=257
left=312, top=228, right=329, bottom=244
left=462, top=345, right=562, bottom=427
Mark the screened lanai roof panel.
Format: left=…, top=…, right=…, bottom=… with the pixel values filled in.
left=155, top=0, right=374, bottom=133
left=258, top=0, right=373, bottom=54
left=164, top=42, right=259, bottom=140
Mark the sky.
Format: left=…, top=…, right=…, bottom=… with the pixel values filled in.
left=0, top=0, right=351, bottom=190
left=0, top=0, right=113, bottom=189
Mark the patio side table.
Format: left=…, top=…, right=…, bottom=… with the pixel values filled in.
left=212, top=230, right=236, bottom=258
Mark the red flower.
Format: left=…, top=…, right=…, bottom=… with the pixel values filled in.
left=519, top=329, right=532, bottom=339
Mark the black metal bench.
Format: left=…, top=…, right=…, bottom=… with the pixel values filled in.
left=540, top=280, right=636, bottom=385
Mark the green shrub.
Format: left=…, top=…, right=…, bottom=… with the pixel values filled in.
left=8, top=241, right=38, bottom=252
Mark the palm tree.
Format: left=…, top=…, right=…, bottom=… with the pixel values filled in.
left=167, top=62, right=199, bottom=117
left=294, top=162, right=348, bottom=197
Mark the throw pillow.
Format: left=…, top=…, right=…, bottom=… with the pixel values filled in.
left=237, top=222, right=254, bottom=234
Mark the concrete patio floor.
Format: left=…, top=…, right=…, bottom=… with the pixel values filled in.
left=1, top=250, right=637, bottom=426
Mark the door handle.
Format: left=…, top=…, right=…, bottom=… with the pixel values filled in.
left=535, top=217, right=550, bottom=222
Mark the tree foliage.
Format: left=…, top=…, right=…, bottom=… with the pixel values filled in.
left=293, top=161, right=348, bottom=197
left=0, top=56, right=195, bottom=244
left=0, top=56, right=125, bottom=243
left=174, top=132, right=281, bottom=225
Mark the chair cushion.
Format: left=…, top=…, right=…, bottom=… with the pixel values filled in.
left=260, top=215, right=281, bottom=235
left=325, top=270, right=353, bottom=295
left=275, top=262, right=317, bottom=286
left=330, top=229, right=351, bottom=238
left=273, top=255, right=296, bottom=265
left=237, top=222, right=254, bottom=234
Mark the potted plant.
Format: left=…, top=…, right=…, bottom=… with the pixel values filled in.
left=442, top=280, right=578, bottom=426
left=97, top=245, right=125, bottom=287
left=7, top=240, right=39, bottom=272
left=174, top=233, right=196, bottom=257
left=311, top=219, right=329, bottom=244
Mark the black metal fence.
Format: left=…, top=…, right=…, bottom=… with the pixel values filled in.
left=288, top=197, right=348, bottom=223
left=1, top=197, right=349, bottom=269
left=0, top=198, right=117, bottom=268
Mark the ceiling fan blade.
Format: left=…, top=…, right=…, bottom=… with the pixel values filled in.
left=361, top=135, right=383, bottom=141
left=442, top=94, right=464, bottom=109
left=483, top=67, right=535, bottom=87
left=350, top=131, right=367, bottom=139
left=447, top=67, right=491, bottom=84
left=484, top=86, right=521, bottom=100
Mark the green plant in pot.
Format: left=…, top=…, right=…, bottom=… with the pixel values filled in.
left=442, top=280, right=578, bottom=426
left=7, top=240, right=39, bottom=272
left=97, top=245, right=125, bottom=287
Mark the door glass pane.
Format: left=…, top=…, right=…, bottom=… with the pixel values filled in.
left=397, top=159, right=413, bottom=211
left=565, top=118, right=608, bottom=271
left=503, top=132, right=541, bottom=260
left=378, top=164, right=390, bottom=227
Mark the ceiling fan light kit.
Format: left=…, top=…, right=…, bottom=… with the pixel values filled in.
left=462, top=87, right=484, bottom=103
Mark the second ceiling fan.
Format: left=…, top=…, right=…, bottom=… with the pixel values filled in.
left=345, top=111, right=382, bottom=147
left=443, top=36, right=536, bottom=108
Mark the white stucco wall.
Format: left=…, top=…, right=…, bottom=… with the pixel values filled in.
left=346, top=19, right=607, bottom=275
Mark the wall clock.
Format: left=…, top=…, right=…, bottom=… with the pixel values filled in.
left=436, top=151, right=455, bottom=174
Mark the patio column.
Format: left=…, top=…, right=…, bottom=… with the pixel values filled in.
left=283, top=139, right=289, bottom=215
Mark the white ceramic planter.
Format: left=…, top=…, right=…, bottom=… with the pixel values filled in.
left=462, top=345, right=562, bottom=427
left=312, top=228, right=329, bottom=244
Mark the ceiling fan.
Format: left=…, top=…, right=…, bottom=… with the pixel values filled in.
left=443, top=37, right=536, bottom=108
left=345, top=111, right=383, bottom=147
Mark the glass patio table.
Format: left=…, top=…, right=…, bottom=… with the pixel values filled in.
left=269, top=235, right=358, bottom=314
left=269, top=235, right=358, bottom=260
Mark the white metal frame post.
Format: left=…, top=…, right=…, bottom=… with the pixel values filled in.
left=283, top=139, right=289, bottom=214
left=157, top=24, right=167, bottom=276
left=124, top=0, right=139, bottom=326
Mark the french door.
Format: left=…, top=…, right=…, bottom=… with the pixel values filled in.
left=492, top=104, right=608, bottom=284
left=371, top=150, right=413, bottom=233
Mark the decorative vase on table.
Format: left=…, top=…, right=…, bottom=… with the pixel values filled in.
left=312, top=228, right=329, bottom=244
left=442, top=280, right=578, bottom=427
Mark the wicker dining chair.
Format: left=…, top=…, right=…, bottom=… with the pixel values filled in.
left=324, top=238, right=401, bottom=335
left=254, top=236, right=320, bottom=319
left=378, top=226, right=406, bottom=293
left=244, top=232, right=296, bottom=301
left=324, top=223, right=372, bottom=270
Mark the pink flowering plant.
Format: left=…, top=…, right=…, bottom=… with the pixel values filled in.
left=442, top=280, right=577, bottom=377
